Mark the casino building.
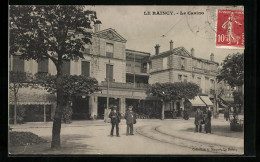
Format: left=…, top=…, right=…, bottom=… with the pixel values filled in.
left=9, top=23, right=222, bottom=122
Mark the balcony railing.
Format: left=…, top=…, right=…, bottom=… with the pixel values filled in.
left=126, top=68, right=148, bottom=74
left=100, top=81, right=148, bottom=89
left=192, top=67, right=218, bottom=75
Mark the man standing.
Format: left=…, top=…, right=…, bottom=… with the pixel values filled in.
left=194, top=107, right=203, bottom=133
left=109, top=106, right=121, bottom=137
left=205, top=107, right=212, bottom=134
left=125, top=105, right=136, bottom=135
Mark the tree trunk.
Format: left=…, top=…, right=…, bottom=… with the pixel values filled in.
left=161, top=101, right=165, bottom=120
left=14, top=94, right=17, bottom=125
left=51, top=62, right=63, bottom=149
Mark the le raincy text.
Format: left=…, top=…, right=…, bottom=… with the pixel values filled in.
left=144, top=11, right=204, bottom=15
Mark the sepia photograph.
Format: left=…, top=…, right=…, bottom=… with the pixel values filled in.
left=8, top=5, right=245, bottom=155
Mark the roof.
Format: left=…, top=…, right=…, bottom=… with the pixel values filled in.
left=93, top=28, right=127, bottom=43
left=151, top=46, right=219, bottom=65
left=126, top=49, right=150, bottom=56
left=9, top=87, right=56, bottom=105
left=150, top=47, right=187, bottom=59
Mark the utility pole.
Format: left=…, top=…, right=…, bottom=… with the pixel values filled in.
left=133, top=53, right=136, bottom=88
left=104, top=59, right=110, bottom=123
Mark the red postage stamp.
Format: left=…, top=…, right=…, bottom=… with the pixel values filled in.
left=216, top=10, right=244, bottom=49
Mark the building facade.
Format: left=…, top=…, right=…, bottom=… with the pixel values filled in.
left=149, top=41, right=219, bottom=114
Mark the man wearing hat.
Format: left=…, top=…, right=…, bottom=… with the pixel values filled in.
left=109, top=105, right=121, bottom=137
left=125, top=105, right=137, bottom=135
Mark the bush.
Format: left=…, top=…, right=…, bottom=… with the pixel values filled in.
left=9, top=131, right=47, bottom=146
left=62, top=105, right=73, bottom=124
left=17, top=105, right=26, bottom=124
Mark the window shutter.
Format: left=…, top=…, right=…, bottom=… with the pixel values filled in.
left=62, top=61, right=70, bottom=75
left=82, top=61, right=90, bottom=77
left=13, top=55, right=24, bottom=72
left=109, top=65, right=113, bottom=81
left=38, top=58, right=48, bottom=73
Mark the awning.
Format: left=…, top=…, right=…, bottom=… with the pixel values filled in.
left=200, top=96, right=213, bottom=106
left=9, top=87, right=56, bottom=105
left=188, top=96, right=206, bottom=107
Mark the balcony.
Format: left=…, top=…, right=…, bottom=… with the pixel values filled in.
left=192, top=67, right=218, bottom=76
left=100, top=81, right=148, bottom=89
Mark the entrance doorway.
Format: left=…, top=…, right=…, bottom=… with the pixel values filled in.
left=72, top=96, right=89, bottom=120
left=98, top=97, right=119, bottom=119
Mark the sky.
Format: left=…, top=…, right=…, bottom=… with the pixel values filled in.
left=86, top=5, right=244, bottom=64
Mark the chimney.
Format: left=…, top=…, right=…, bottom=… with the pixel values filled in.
left=155, top=44, right=160, bottom=55
left=191, top=48, right=195, bottom=57
left=170, top=40, right=173, bottom=51
left=210, top=53, right=214, bottom=61
left=93, top=20, right=102, bottom=33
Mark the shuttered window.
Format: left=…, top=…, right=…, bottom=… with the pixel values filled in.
left=81, top=61, right=90, bottom=77
left=106, top=43, right=114, bottom=58
left=12, top=55, right=24, bottom=72
left=62, top=60, right=70, bottom=75
left=38, top=58, right=49, bottom=73
left=106, top=64, right=113, bottom=81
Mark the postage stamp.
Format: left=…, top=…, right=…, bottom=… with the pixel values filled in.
left=216, top=10, right=244, bottom=49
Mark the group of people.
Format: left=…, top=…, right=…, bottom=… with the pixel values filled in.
left=109, top=105, right=136, bottom=137
left=194, top=107, right=212, bottom=134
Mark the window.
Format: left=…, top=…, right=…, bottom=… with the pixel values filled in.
left=183, top=75, right=187, bottom=83
left=227, top=85, right=230, bottom=90
left=81, top=61, right=90, bottom=77
left=106, top=43, right=114, bottom=58
left=180, top=58, right=185, bottom=69
left=210, top=79, right=215, bottom=89
left=178, top=75, right=182, bottom=82
left=106, top=64, right=113, bottom=81
left=62, top=60, right=70, bottom=75
left=38, top=58, right=48, bottom=73
left=197, top=77, right=201, bottom=87
left=162, top=57, right=168, bottom=69
left=12, top=55, right=24, bottom=72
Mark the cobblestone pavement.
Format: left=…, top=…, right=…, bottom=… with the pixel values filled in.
left=9, top=115, right=244, bottom=155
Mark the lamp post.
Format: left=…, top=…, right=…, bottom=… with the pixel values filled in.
left=104, top=59, right=111, bottom=123
left=161, top=91, right=165, bottom=120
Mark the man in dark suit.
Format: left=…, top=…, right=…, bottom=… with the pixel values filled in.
left=125, top=105, right=136, bottom=135
left=194, top=107, right=203, bottom=132
left=109, top=106, right=121, bottom=137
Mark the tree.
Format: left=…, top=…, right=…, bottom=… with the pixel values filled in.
left=9, top=71, right=34, bottom=124
left=148, top=82, right=200, bottom=119
left=217, top=53, right=244, bottom=88
left=9, top=5, right=101, bottom=148
left=35, top=73, right=100, bottom=105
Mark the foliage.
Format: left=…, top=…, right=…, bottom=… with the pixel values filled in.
left=9, top=71, right=34, bottom=94
left=35, top=73, right=100, bottom=103
left=217, top=53, right=244, bottom=88
left=148, top=82, right=201, bottom=102
left=16, top=105, right=26, bottom=124
left=9, top=131, right=47, bottom=146
left=10, top=5, right=100, bottom=148
left=62, top=105, right=73, bottom=124
left=9, top=5, right=100, bottom=62
left=9, top=71, right=34, bottom=124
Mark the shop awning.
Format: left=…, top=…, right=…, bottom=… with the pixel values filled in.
left=188, top=96, right=206, bottom=106
left=200, top=96, right=213, bottom=106
left=9, top=87, right=56, bottom=105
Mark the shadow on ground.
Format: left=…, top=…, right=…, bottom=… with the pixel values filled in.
left=9, top=134, right=97, bottom=155
left=185, top=125, right=244, bottom=139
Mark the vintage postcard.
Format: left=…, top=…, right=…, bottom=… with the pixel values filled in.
left=9, top=5, right=244, bottom=155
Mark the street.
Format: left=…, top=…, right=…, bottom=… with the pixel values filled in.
left=9, top=115, right=244, bottom=155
